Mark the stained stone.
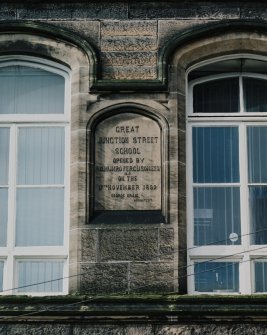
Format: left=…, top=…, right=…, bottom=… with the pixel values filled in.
left=98, top=228, right=159, bottom=261
left=80, top=263, right=128, bottom=294
left=101, top=36, right=157, bottom=52
left=101, top=52, right=157, bottom=67
left=102, top=66, right=157, bottom=80
left=101, top=20, right=157, bottom=37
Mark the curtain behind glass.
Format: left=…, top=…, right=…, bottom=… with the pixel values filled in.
left=17, top=261, right=63, bottom=292
left=16, top=126, right=65, bottom=246
left=194, top=187, right=241, bottom=245
left=193, top=127, right=239, bottom=183
left=16, top=188, right=64, bottom=246
left=0, top=189, right=8, bottom=247
left=248, top=127, right=267, bottom=244
left=255, top=262, right=267, bottom=292
left=17, top=127, right=65, bottom=185
left=194, top=262, right=239, bottom=292
left=249, top=187, right=267, bottom=244
left=193, top=127, right=240, bottom=245
left=0, top=66, right=64, bottom=114
left=248, top=126, right=267, bottom=183
left=0, top=128, right=9, bottom=247
left=193, top=78, right=239, bottom=114
left=0, top=262, right=4, bottom=291
left=244, top=77, right=267, bottom=113
left=0, top=128, right=9, bottom=185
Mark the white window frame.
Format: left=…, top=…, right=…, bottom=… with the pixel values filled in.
left=0, top=56, right=70, bottom=123
left=186, top=55, right=267, bottom=295
left=0, top=57, right=70, bottom=296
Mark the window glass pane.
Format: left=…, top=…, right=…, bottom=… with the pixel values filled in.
left=0, top=189, right=8, bottom=247
left=193, top=127, right=239, bottom=183
left=248, top=126, right=267, bottom=183
left=0, top=128, right=9, bottom=185
left=194, top=261, right=239, bottom=292
left=194, top=187, right=241, bottom=245
left=0, top=66, right=64, bottom=114
left=249, top=186, right=267, bottom=244
left=193, top=78, right=239, bottom=114
left=255, top=261, right=267, bottom=292
left=17, top=260, right=64, bottom=293
left=17, top=127, right=65, bottom=185
left=0, top=262, right=4, bottom=292
left=16, top=188, right=64, bottom=246
left=244, top=77, right=267, bottom=113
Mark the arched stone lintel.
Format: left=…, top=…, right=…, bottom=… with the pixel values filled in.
left=0, top=20, right=98, bottom=86
left=161, top=20, right=267, bottom=85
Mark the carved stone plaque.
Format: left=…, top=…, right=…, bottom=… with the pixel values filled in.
left=94, top=113, right=161, bottom=210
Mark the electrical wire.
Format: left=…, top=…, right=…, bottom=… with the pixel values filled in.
left=1, top=227, right=267, bottom=294
left=0, top=228, right=266, bottom=325
left=0, top=252, right=264, bottom=328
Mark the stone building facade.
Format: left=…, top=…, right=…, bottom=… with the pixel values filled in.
left=0, top=1, right=267, bottom=334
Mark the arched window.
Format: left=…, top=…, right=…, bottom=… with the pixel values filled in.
left=187, top=56, right=267, bottom=294
left=0, top=59, right=69, bottom=295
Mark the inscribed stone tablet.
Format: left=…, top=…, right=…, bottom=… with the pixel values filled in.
left=94, top=113, right=161, bottom=210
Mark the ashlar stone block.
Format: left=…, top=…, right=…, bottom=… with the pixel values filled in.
left=129, top=262, right=173, bottom=293
left=74, top=325, right=125, bottom=335
left=102, top=65, right=157, bottom=80
left=101, top=52, right=157, bottom=67
left=101, top=36, right=157, bottom=52
left=159, top=228, right=174, bottom=261
left=80, top=263, right=128, bottom=294
left=99, top=228, right=159, bottom=262
left=81, top=229, right=98, bottom=262
left=101, top=20, right=157, bottom=37
left=6, top=325, right=70, bottom=335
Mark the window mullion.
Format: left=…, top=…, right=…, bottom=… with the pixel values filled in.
left=187, top=124, right=195, bottom=292
left=187, top=124, right=194, bottom=250
left=239, top=123, right=251, bottom=294
left=5, top=124, right=17, bottom=294
left=63, top=124, right=70, bottom=253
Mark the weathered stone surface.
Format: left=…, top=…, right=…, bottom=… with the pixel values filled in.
left=158, top=20, right=210, bottom=48
left=101, top=37, right=157, bottom=52
left=18, top=8, right=60, bottom=20
left=5, top=325, right=70, bottom=335
left=178, top=161, right=186, bottom=225
left=177, top=91, right=186, bottom=130
left=178, top=128, right=186, bottom=164
left=130, top=262, right=173, bottom=293
left=101, top=52, right=157, bottom=67
left=80, top=263, right=128, bottom=294
left=0, top=9, right=16, bottom=20
left=159, top=228, right=174, bottom=261
left=126, top=326, right=154, bottom=335
left=74, top=325, right=125, bottom=335
left=155, top=325, right=267, bottom=335
left=99, top=228, right=158, bottom=261
left=17, top=2, right=128, bottom=20
left=51, top=21, right=101, bottom=48
left=71, top=3, right=128, bottom=20
left=241, top=5, right=267, bottom=19
left=102, top=65, right=157, bottom=80
left=101, top=20, right=157, bottom=36
left=129, top=2, right=240, bottom=19
left=4, top=324, right=267, bottom=335
left=81, top=229, right=98, bottom=262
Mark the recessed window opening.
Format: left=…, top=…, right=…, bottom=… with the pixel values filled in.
left=0, top=59, right=69, bottom=295
left=187, top=56, right=267, bottom=295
